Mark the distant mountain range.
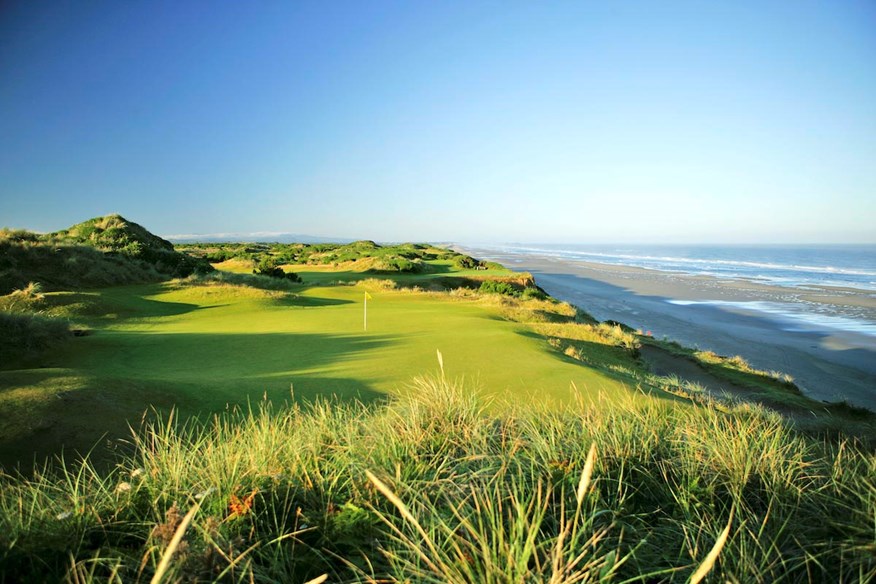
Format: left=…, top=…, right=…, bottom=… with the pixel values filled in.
left=163, top=232, right=357, bottom=244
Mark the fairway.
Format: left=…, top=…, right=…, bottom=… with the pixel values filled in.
left=0, top=277, right=633, bottom=466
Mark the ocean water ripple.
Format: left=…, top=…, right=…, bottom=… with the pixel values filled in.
left=490, top=244, right=876, bottom=291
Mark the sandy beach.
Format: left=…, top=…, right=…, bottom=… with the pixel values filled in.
left=461, top=247, right=876, bottom=410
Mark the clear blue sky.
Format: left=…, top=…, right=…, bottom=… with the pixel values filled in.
left=1, top=1, right=874, bottom=243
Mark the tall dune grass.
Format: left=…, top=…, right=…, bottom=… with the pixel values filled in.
left=0, top=373, right=873, bottom=582
left=0, top=310, right=71, bottom=364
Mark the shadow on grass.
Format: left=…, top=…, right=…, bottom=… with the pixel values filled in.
left=0, top=331, right=395, bottom=473
left=511, top=329, right=686, bottom=404
left=67, top=331, right=394, bottom=380
left=273, top=294, right=353, bottom=308
left=46, top=289, right=206, bottom=321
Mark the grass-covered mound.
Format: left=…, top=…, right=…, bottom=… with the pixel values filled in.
left=1, top=373, right=872, bottom=583
left=179, top=240, right=500, bottom=275
left=0, top=215, right=211, bottom=295
left=1, top=216, right=213, bottom=366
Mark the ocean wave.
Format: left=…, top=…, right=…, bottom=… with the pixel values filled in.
left=504, top=246, right=876, bottom=277
left=666, top=300, right=876, bottom=338
left=490, top=244, right=876, bottom=291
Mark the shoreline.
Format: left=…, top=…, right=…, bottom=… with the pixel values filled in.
left=458, top=246, right=876, bottom=410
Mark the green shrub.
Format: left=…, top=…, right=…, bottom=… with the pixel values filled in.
left=0, top=311, right=71, bottom=365
left=253, top=258, right=302, bottom=282
left=478, top=280, right=519, bottom=296
left=205, top=250, right=234, bottom=262
left=371, top=256, right=424, bottom=273
left=454, top=255, right=478, bottom=269
left=520, top=286, right=547, bottom=300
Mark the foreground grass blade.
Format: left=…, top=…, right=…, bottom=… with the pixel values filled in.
left=576, top=443, right=597, bottom=506
left=150, top=501, right=200, bottom=584
left=690, top=509, right=734, bottom=584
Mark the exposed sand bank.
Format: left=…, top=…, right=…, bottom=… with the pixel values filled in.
left=460, top=248, right=876, bottom=410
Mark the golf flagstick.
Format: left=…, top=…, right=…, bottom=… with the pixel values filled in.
left=364, top=290, right=372, bottom=331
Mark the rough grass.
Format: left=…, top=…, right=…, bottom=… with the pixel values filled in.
left=0, top=234, right=163, bottom=295
left=0, top=218, right=211, bottom=295
left=0, top=374, right=872, bottom=583
left=646, top=339, right=799, bottom=392
left=694, top=349, right=797, bottom=387
left=180, top=241, right=497, bottom=280
left=0, top=310, right=71, bottom=365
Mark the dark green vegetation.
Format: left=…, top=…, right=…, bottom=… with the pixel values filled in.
left=0, top=215, right=211, bottom=295
left=0, top=214, right=212, bottom=370
left=0, top=307, right=71, bottom=364
left=478, top=278, right=548, bottom=300
left=178, top=239, right=502, bottom=275
left=1, top=375, right=873, bottom=582
left=252, top=257, right=302, bottom=282
left=1, top=216, right=874, bottom=582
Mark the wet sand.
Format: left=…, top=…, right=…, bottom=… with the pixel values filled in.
left=460, top=248, right=876, bottom=410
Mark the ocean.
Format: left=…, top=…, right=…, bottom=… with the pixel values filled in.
left=472, top=243, right=876, bottom=341
left=481, top=244, right=876, bottom=291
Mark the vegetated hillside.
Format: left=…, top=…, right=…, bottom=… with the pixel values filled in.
left=0, top=215, right=211, bottom=294
left=179, top=240, right=502, bottom=274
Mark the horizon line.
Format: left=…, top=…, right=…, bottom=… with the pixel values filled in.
left=161, top=232, right=876, bottom=246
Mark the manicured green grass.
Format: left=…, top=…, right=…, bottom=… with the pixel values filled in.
left=0, top=274, right=632, bottom=468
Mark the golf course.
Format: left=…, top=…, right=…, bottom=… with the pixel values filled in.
left=0, top=216, right=873, bottom=582
left=0, top=269, right=636, bottom=467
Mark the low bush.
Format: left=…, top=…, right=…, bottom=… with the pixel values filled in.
left=0, top=310, right=71, bottom=365
left=253, top=258, right=302, bottom=282
left=370, top=257, right=424, bottom=273
left=520, top=286, right=547, bottom=300
left=479, top=280, right=546, bottom=299
left=454, top=255, right=478, bottom=269
left=478, top=280, right=519, bottom=296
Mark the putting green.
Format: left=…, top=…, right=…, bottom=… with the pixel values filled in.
left=0, top=278, right=633, bottom=467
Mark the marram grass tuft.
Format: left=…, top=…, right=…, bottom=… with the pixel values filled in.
left=0, top=372, right=873, bottom=582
